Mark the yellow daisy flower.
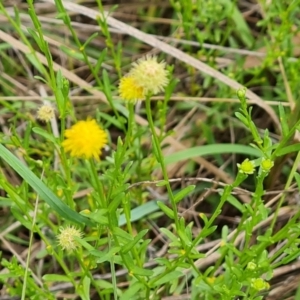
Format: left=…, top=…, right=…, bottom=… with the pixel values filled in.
left=129, top=55, right=169, bottom=95
left=62, top=119, right=107, bottom=160
left=118, top=76, right=145, bottom=103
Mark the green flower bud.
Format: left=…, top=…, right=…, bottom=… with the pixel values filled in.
left=261, top=158, right=274, bottom=172
left=237, top=158, right=255, bottom=175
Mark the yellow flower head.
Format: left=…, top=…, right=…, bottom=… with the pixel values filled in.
left=129, top=55, right=169, bottom=95
left=261, top=158, right=274, bottom=172
left=37, top=104, right=55, bottom=122
left=237, top=158, right=255, bottom=175
left=62, top=119, right=107, bottom=160
left=57, top=225, right=82, bottom=252
left=119, top=76, right=145, bottom=103
left=251, top=278, right=269, bottom=291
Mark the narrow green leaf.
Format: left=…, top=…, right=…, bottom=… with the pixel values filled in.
left=151, top=135, right=160, bottom=162
left=294, top=173, right=300, bottom=191
left=122, top=229, right=148, bottom=254
left=157, top=201, right=175, bottom=219
left=77, top=276, right=90, bottom=300
left=178, top=229, right=191, bottom=246
left=43, top=274, right=71, bottom=282
left=94, top=48, right=108, bottom=75
left=165, top=144, right=261, bottom=165
left=97, top=111, right=124, bottom=129
left=156, top=180, right=168, bottom=187
left=226, top=194, right=245, bottom=213
left=93, top=247, right=121, bottom=264
left=108, top=192, right=124, bottom=212
left=26, top=53, right=45, bottom=75
left=0, top=273, right=19, bottom=280
left=275, top=143, right=300, bottom=156
left=174, top=185, right=195, bottom=203
left=11, top=207, right=33, bottom=231
left=152, top=270, right=182, bottom=286
left=27, top=28, right=44, bottom=51
left=120, top=282, right=144, bottom=300
left=235, top=112, right=248, bottom=125
left=0, top=144, right=93, bottom=226
left=201, top=226, right=218, bottom=238
left=112, top=227, right=133, bottom=241
left=102, top=69, right=113, bottom=100
left=118, top=200, right=160, bottom=226
left=33, top=75, right=47, bottom=84
left=73, top=236, right=95, bottom=251
left=81, top=209, right=108, bottom=225
left=60, top=46, right=85, bottom=61
left=32, top=127, right=57, bottom=144
left=131, top=266, right=153, bottom=277
left=82, top=32, right=99, bottom=49
left=220, top=0, right=254, bottom=47
left=160, top=228, right=178, bottom=243
left=278, top=104, right=289, bottom=137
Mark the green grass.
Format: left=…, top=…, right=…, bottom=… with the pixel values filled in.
left=1, top=0, right=300, bottom=299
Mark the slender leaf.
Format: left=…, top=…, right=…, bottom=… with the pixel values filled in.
left=157, top=201, right=175, bottom=219
left=43, top=274, right=71, bottom=282
left=152, top=270, right=182, bottom=286
left=122, top=229, right=148, bottom=254
left=0, top=144, right=93, bottom=226
left=278, top=104, right=289, bottom=137
left=275, top=143, right=300, bottom=156
left=174, top=185, right=195, bottom=203
left=165, top=144, right=261, bottom=165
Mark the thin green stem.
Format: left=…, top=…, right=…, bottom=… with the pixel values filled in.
left=89, top=159, right=106, bottom=208
left=270, top=150, right=300, bottom=231
left=21, top=192, right=41, bottom=300
left=144, top=95, right=180, bottom=230
left=108, top=233, right=118, bottom=300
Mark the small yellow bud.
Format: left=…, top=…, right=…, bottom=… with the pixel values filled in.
left=237, top=159, right=255, bottom=175
left=46, top=245, right=53, bottom=254
left=251, top=278, right=269, bottom=291
left=247, top=261, right=257, bottom=270
left=220, top=240, right=226, bottom=247
left=206, top=277, right=216, bottom=284
left=261, top=158, right=274, bottom=172
left=237, top=87, right=246, bottom=99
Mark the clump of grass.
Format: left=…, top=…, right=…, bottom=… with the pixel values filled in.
left=1, top=1, right=300, bottom=300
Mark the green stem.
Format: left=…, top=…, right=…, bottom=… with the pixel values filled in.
left=89, top=159, right=106, bottom=208
left=108, top=233, right=118, bottom=300
left=270, top=150, right=300, bottom=231
left=144, top=96, right=180, bottom=230
left=244, top=173, right=266, bottom=249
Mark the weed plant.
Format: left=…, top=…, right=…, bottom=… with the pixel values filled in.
left=0, top=0, right=300, bottom=299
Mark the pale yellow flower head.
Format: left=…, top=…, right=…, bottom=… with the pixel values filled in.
left=37, top=104, right=55, bottom=122
left=119, top=76, right=145, bottom=103
left=57, top=225, right=82, bottom=252
left=261, top=158, right=274, bottom=172
left=62, top=119, right=107, bottom=160
left=129, top=55, right=169, bottom=95
left=237, top=158, right=255, bottom=175
left=251, top=278, right=269, bottom=291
